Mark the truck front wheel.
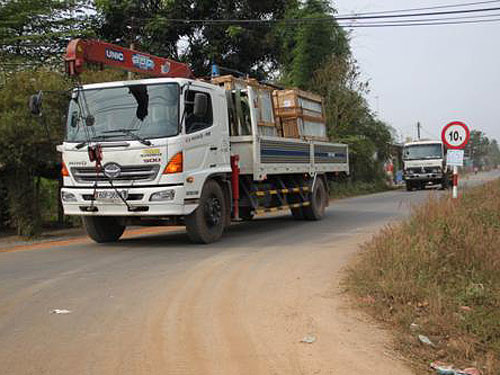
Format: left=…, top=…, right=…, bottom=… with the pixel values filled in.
left=185, top=180, right=226, bottom=244
left=303, top=177, right=327, bottom=220
left=83, top=216, right=125, bottom=243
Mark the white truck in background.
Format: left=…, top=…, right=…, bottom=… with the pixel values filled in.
left=402, top=140, right=451, bottom=191
left=31, top=39, right=349, bottom=244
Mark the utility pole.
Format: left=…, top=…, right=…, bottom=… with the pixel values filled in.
left=417, top=122, right=421, bottom=140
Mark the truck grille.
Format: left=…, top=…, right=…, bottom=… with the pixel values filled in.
left=408, top=167, right=437, bottom=174
left=71, top=165, right=160, bottom=183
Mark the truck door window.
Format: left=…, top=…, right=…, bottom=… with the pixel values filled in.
left=185, top=90, right=213, bottom=134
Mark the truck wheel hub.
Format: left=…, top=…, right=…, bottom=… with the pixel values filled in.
left=204, top=196, right=222, bottom=227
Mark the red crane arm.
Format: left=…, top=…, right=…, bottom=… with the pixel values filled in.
left=64, top=39, right=194, bottom=79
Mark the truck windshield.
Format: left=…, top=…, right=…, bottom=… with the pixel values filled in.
left=66, top=83, right=179, bottom=142
left=403, top=144, right=443, bottom=160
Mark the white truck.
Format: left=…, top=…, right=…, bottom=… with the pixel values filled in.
left=402, top=140, right=450, bottom=191
left=38, top=40, right=350, bottom=244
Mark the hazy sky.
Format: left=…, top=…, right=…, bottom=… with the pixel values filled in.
left=333, top=0, right=500, bottom=143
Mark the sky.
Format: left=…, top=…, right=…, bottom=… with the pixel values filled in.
left=333, top=0, right=500, bottom=143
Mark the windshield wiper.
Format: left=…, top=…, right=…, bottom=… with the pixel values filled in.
left=74, top=135, right=112, bottom=150
left=102, top=129, right=152, bottom=146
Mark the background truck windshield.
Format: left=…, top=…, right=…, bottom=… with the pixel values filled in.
left=403, top=144, right=443, bottom=160
left=66, top=83, right=179, bottom=142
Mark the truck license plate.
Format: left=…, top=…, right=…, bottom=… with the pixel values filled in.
left=94, top=190, right=128, bottom=202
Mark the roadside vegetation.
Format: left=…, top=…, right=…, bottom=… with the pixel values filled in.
left=329, top=180, right=392, bottom=199
left=346, top=180, right=500, bottom=374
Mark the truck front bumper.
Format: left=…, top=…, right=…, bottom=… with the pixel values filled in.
left=61, top=185, right=198, bottom=216
left=403, top=173, right=443, bottom=182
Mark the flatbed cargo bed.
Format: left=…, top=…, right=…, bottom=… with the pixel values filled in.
left=231, top=135, right=349, bottom=181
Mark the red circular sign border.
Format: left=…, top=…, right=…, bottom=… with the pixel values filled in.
left=441, top=121, right=470, bottom=149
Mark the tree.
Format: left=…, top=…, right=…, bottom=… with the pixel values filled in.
left=0, top=0, right=96, bottom=69
left=277, top=0, right=349, bottom=89
left=0, top=68, right=126, bottom=236
left=96, top=0, right=292, bottom=78
left=0, top=71, right=69, bottom=235
left=465, top=130, right=491, bottom=168
left=313, top=55, right=393, bottom=181
left=487, top=139, right=500, bottom=166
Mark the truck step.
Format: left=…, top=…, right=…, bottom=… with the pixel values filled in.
left=254, top=201, right=310, bottom=215
left=253, top=186, right=310, bottom=197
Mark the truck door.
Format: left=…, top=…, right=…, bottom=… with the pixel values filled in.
left=182, top=87, right=226, bottom=184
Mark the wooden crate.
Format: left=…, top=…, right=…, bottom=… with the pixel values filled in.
left=280, top=117, right=301, bottom=139
left=273, top=88, right=328, bottom=141
left=273, top=89, right=324, bottom=120
left=212, top=75, right=270, bottom=91
left=279, top=116, right=328, bottom=141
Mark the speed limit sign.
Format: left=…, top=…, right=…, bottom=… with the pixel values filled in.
left=442, top=121, right=470, bottom=149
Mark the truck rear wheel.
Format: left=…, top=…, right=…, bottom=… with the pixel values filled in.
left=185, top=180, right=226, bottom=244
left=303, top=177, right=327, bottom=221
left=83, top=216, right=125, bottom=243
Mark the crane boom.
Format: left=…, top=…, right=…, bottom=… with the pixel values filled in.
left=64, top=39, right=194, bottom=79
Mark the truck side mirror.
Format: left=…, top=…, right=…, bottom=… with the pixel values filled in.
left=193, top=93, right=208, bottom=117
left=28, top=91, right=43, bottom=116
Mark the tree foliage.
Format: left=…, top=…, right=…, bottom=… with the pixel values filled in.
left=313, top=56, right=393, bottom=181
left=0, top=71, right=70, bottom=235
left=0, top=68, right=127, bottom=235
left=278, top=0, right=349, bottom=89
left=0, top=0, right=96, bottom=69
left=465, top=130, right=500, bottom=168
left=96, top=0, right=293, bottom=77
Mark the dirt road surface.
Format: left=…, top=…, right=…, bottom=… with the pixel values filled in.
left=1, top=171, right=498, bottom=375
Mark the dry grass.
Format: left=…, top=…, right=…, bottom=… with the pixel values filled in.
left=346, top=180, right=500, bottom=374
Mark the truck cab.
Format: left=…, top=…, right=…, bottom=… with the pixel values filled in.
left=402, top=140, right=450, bottom=191
left=60, top=78, right=233, bottom=241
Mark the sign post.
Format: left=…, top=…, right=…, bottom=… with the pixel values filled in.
left=441, top=121, right=470, bottom=199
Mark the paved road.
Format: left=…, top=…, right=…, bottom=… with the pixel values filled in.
left=1, top=171, right=498, bottom=375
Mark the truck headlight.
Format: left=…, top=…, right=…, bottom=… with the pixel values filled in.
left=149, top=189, right=175, bottom=201
left=61, top=191, right=77, bottom=202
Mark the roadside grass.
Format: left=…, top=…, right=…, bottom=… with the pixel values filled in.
left=345, top=179, right=500, bottom=374
left=329, top=180, right=396, bottom=199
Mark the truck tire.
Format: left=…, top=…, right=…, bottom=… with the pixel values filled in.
left=405, top=182, right=413, bottom=191
left=185, top=180, right=226, bottom=244
left=303, top=177, right=327, bottom=221
left=82, top=216, right=125, bottom=243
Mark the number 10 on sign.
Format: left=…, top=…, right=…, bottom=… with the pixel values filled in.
left=441, top=121, right=470, bottom=199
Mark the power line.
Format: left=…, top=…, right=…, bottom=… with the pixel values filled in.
left=2, top=6, right=500, bottom=50
left=339, top=0, right=500, bottom=16
left=1, top=14, right=500, bottom=49
left=341, top=17, right=500, bottom=28
left=127, top=6, right=500, bottom=24
left=342, top=12, right=500, bottom=24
